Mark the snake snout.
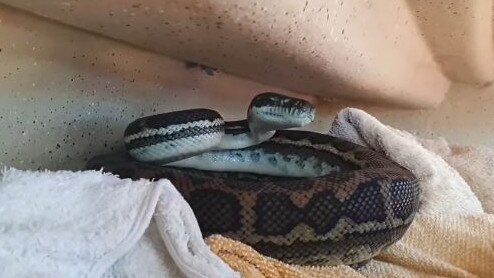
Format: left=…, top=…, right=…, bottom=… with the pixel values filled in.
left=294, top=104, right=316, bottom=125
left=249, top=92, right=316, bottom=129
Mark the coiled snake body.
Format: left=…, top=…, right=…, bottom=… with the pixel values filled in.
left=87, top=93, right=420, bottom=266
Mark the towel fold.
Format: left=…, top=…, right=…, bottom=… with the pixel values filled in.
left=0, top=169, right=239, bottom=278
left=419, top=138, right=494, bottom=214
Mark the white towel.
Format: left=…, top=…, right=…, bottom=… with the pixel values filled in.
left=0, top=168, right=239, bottom=278
left=329, top=107, right=483, bottom=215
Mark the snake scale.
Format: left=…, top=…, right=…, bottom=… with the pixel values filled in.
left=86, top=93, right=420, bottom=267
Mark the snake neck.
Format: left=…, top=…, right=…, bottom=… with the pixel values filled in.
left=248, top=113, right=278, bottom=136
left=167, top=113, right=309, bottom=169
left=214, top=130, right=275, bottom=150
left=186, top=119, right=274, bottom=151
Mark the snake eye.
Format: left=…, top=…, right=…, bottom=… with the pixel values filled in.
left=247, top=92, right=315, bottom=131
left=250, top=93, right=314, bottom=112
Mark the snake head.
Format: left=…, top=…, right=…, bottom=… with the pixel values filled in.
left=248, top=92, right=316, bottom=132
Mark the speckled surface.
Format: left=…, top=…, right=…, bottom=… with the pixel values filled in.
left=0, top=6, right=303, bottom=170
left=408, top=0, right=494, bottom=83
left=316, top=83, right=494, bottom=147
left=0, top=5, right=493, bottom=171
left=0, top=0, right=449, bottom=107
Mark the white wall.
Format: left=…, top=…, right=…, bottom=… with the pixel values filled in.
left=315, top=83, right=494, bottom=147
left=1, top=6, right=493, bottom=171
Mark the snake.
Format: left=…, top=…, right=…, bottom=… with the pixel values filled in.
left=86, top=92, right=420, bottom=267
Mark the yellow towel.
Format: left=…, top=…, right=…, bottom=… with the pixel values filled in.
left=206, top=235, right=363, bottom=278
left=206, top=213, right=494, bottom=278
left=361, top=214, right=494, bottom=277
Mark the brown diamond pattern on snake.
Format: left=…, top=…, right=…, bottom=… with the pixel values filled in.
left=330, top=137, right=362, bottom=152
left=254, top=193, right=307, bottom=236
left=252, top=179, right=386, bottom=237
left=251, top=223, right=411, bottom=266
left=390, top=179, right=421, bottom=220
left=288, top=190, right=316, bottom=208
left=354, top=150, right=403, bottom=169
left=343, top=180, right=387, bottom=224
left=221, top=176, right=313, bottom=192
left=188, top=189, right=242, bottom=235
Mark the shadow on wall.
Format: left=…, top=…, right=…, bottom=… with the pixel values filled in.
left=0, top=1, right=448, bottom=107
left=404, top=0, right=494, bottom=84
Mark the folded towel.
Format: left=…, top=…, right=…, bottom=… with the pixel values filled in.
left=419, top=138, right=494, bottom=214
left=207, top=108, right=494, bottom=277
left=0, top=169, right=239, bottom=278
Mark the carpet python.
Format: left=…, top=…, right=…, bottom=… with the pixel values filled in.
left=86, top=93, right=420, bottom=267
